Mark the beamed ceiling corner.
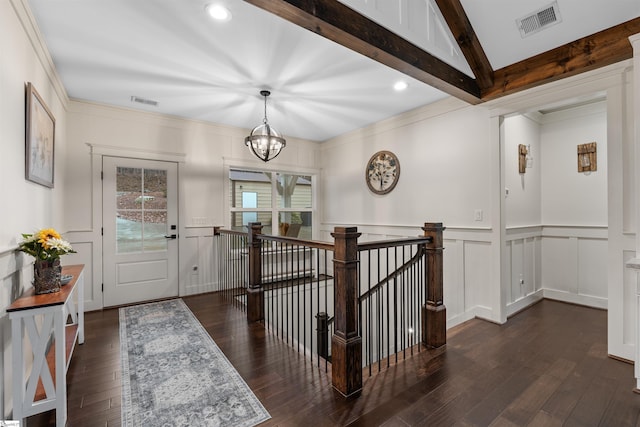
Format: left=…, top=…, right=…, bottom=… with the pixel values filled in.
left=244, top=0, right=640, bottom=104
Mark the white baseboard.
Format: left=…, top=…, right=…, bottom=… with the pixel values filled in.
left=473, top=305, right=503, bottom=324
left=507, top=290, right=544, bottom=317
left=542, top=288, right=607, bottom=310
left=182, top=281, right=218, bottom=296
left=446, top=310, right=476, bottom=330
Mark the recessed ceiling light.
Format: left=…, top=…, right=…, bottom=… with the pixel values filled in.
left=205, top=4, right=232, bottom=22
left=393, top=81, right=408, bottom=91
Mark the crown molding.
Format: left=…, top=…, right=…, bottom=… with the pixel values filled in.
left=10, top=0, right=69, bottom=109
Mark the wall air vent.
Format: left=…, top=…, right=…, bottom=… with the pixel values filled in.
left=130, top=96, right=158, bottom=107
left=517, top=1, right=562, bottom=38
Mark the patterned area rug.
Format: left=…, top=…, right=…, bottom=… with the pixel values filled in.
left=119, top=299, right=271, bottom=427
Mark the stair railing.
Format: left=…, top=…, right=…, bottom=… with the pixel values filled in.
left=214, top=222, right=446, bottom=398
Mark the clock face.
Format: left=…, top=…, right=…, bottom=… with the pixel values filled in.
left=366, top=151, right=400, bottom=195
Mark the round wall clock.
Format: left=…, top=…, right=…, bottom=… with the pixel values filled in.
left=365, top=150, right=400, bottom=195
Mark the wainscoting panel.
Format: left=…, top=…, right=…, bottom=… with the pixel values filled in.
left=509, top=239, right=524, bottom=303
left=66, top=241, right=94, bottom=296
left=66, top=231, right=101, bottom=312
left=542, top=236, right=577, bottom=294
left=506, top=226, right=608, bottom=316
left=463, top=240, right=493, bottom=316
left=0, top=249, right=21, bottom=421
left=183, top=227, right=217, bottom=296
left=577, top=238, right=608, bottom=299
left=623, top=250, right=637, bottom=347
left=0, top=248, right=36, bottom=421
left=526, top=237, right=542, bottom=296
left=443, top=239, right=465, bottom=327
left=540, top=226, right=608, bottom=309
left=505, top=228, right=543, bottom=317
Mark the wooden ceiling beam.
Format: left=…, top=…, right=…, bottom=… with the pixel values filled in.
left=243, top=0, right=482, bottom=104
left=434, top=0, right=494, bottom=90
left=483, top=17, right=640, bottom=100
left=246, top=1, right=640, bottom=105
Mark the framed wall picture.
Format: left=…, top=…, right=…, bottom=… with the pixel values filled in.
left=25, top=82, right=55, bottom=188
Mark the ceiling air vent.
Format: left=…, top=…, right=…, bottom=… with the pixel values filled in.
left=130, top=96, right=158, bottom=107
left=517, top=1, right=562, bottom=38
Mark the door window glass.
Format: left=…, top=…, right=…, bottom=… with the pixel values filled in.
left=116, top=167, right=168, bottom=253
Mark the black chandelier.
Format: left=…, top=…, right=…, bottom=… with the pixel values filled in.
left=245, top=90, right=286, bottom=162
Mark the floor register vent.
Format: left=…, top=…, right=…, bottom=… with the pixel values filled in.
left=517, top=1, right=562, bottom=38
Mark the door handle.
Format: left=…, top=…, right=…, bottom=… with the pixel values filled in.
left=164, top=234, right=178, bottom=239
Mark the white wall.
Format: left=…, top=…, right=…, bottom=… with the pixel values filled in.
left=539, top=102, right=608, bottom=308
left=503, top=114, right=543, bottom=314
left=540, top=102, right=608, bottom=226
left=321, top=97, right=492, bottom=228
left=65, top=99, right=319, bottom=309
left=321, top=77, right=616, bottom=331
left=320, top=97, right=499, bottom=327
left=67, top=100, right=318, bottom=230
left=0, top=0, right=70, bottom=419
left=505, top=114, right=542, bottom=228
left=503, top=103, right=608, bottom=315
left=611, top=51, right=638, bottom=362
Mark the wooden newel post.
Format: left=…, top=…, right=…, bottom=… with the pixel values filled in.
left=422, top=222, right=446, bottom=348
left=247, top=222, right=264, bottom=322
left=331, top=227, right=362, bottom=397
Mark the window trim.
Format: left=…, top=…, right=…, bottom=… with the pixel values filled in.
left=223, top=159, right=319, bottom=239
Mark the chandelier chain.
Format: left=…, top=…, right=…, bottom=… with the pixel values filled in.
left=263, top=94, right=268, bottom=124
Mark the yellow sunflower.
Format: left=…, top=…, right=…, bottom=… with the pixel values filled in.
left=37, top=228, right=61, bottom=249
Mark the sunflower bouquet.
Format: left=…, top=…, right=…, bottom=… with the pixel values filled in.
left=19, top=228, right=76, bottom=261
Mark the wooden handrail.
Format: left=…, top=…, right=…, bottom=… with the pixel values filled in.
left=214, top=227, right=248, bottom=237
left=215, top=228, right=335, bottom=251
left=358, top=245, right=426, bottom=302
left=258, top=234, right=335, bottom=251
left=357, top=236, right=432, bottom=251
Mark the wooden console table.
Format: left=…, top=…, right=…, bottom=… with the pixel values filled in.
left=7, top=264, right=85, bottom=426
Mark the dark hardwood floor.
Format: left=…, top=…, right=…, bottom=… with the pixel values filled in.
left=28, top=294, right=640, bottom=426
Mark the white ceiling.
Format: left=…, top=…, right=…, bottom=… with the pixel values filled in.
left=26, top=0, right=640, bottom=142
left=461, top=0, right=640, bottom=69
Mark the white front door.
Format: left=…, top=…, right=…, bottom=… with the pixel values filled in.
left=103, top=157, right=178, bottom=307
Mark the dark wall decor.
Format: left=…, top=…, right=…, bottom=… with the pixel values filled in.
left=577, top=142, right=597, bottom=173
left=25, top=82, right=55, bottom=188
left=518, top=144, right=528, bottom=174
